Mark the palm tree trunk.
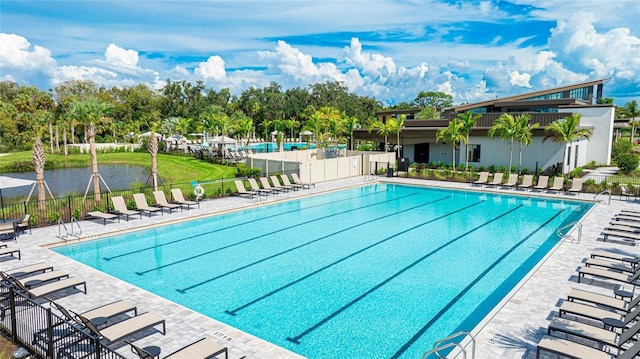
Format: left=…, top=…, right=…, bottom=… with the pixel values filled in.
left=508, top=141, right=514, bottom=173
left=149, top=133, right=159, bottom=191
left=55, top=126, right=60, bottom=153
left=33, top=137, right=46, bottom=210
left=49, top=123, right=54, bottom=154
left=71, top=125, right=75, bottom=144
left=518, top=142, right=523, bottom=174
left=464, top=134, right=470, bottom=171
left=451, top=144, right=456, bottom=169
left=88, top=124, right=101, bottom=202
left=63, top=128, right=68, bottom=156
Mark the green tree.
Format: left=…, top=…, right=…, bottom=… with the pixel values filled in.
left=543, top=113, right=592, bottom=173
left=456, top=111, right=482, bottom=171
left=416, top=106, right=440, bottom=119
left=368, top=120, right=394, bottom=152
left=70, top=97, right=113, bottom=201
left=340, top=115, right=360, bottom=151
left=389, top=115, right=405, bottom=159
left=413, top=91, right=453, bottom=110
left=514, top=114, right=539, bottom=174
left=436, top=119, right=464, bottom=169
left=622, top=100, right=640, bottom=142
left=488, top=113, right=519, bottom=172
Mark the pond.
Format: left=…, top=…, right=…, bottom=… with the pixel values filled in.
left=1, top=165, right=153, bottom=199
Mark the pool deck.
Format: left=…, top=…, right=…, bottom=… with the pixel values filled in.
left=0, top=175, right=636, bottom=359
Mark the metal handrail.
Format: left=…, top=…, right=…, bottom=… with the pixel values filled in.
left=70, top=217, right=82, bottom=237
left=431, top=331, right=475, bottom=359
left=593, top=189, right=611, bottom=205
left=423, top=342, right=466, bottom=359
left=57, top=218, right=68, bottom=240
left=557, top=221, right=582, bottom=242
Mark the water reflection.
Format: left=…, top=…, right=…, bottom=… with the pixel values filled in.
left=2, top=165, right=153, bottom=199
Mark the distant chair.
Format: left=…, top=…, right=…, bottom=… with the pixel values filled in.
left=259, top=177, right=284, bottom=193
left=472, top=172, right=489, bottom=186
left=517, top=175, right=533, bottom=191
left=501, top=173, right=518, bottom=189
left=153, top=190, right=182, bottom=213
left=567, top=178, right=583, bottom=194
left=233, top=180, right=259, bottom=200
left=270, top=175, right=296, bottom=192
left=14, top=214, right=31, bottom=237
left=620, top=185, right=635, bottom=201
left=548, top=176, right=565, bottom=193
left=132, top=193, right=163, bottom=217
left=247, top=178, right=274, bottom=196
left=291, top=173, right=315, bottom=189
left=170, top=188, right=199, bottom=209
left=111, top=196, right=142, bottom=221
left=533, top=175, right=549, bottom=191
left=486, top=173, right=504, bottom=187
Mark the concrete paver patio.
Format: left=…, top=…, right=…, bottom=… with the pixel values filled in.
left=0, top=175, right=636, bottom=359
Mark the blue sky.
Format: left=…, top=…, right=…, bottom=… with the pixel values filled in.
left=1, top=0, right=639, bottom=106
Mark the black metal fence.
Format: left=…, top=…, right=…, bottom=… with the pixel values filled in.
left=0, top=177, right=239, bottom=229
left=0, top=282, right=123, bottom=359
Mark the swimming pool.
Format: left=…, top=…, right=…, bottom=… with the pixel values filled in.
left=53, top=184, right=592, bottom=358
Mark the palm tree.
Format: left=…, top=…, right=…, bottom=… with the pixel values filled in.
left=488, top=113, right=519, bottom=172
left=71, top=97, right=113, bottom=202
left=623, top=100, right=640, bottom=142
left=436, top=119, right=465, bottom=169
left=514, top=114, right=539, bottom=174
left=543, top=113, right=592, bottom=174
left=148, top=113, right=161, bottom=191
left=369, top=120, right=394, bottom=152
left=340, top=115, right=360, bottom=150
left=389, top=115, right=405, bottom=159
left=31, top=111, right=49, bottom=210
left=456, top=111, right=481, bottom=171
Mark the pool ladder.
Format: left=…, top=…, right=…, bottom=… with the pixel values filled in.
left=423, top=331, right=475, bottom=359
left=593, top=189, right=611, bottom=205
left=557, top=221, right=582, bottom=242
left=57, top=217, right=82, bottom=241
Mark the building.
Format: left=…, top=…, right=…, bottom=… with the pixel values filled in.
left=354, top=78, right=614, bottom=174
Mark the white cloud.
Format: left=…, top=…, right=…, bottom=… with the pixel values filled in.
left=341, top=38, right=396, bottom=79
left=195, top=56, right=227, bottom=82
left=0, top=33, right=57, bottom=79
left=509, top=70, right=531, bottom=87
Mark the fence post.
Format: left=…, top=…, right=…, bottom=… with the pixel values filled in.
left=67, top=196, right=72, bottom=222
left=47, top=308, right=54, bottom=358
left=9, top=287, right=17, bottom=342
left=23, top=202, right=27, bottom=216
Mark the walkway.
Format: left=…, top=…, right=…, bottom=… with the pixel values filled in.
left=0, top=176, right=636, bottom=359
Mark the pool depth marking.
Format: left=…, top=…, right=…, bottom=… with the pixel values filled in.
left=285, top=204, right=524, bottom=344
left=135, top=192, right=421, bottom=275
left=178, top=195, right=454, bottom=293
left=102, top=190, right=384, bottom=261
left=390, top=209, right=565, bottom=358
left=224, top=199, right=484, bottom=316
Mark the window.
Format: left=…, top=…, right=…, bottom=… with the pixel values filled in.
left=468, top=144, right=481, bottom=162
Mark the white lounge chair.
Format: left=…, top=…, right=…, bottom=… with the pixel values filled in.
left=291, top=173, right=314, bottom=189
left=533, top=175, right=549, bottom=191
left=112, top=196, right=142, bottom=221
left=153, top=191, right=182, bottom=213
left=87, top=211, right=119, bottom=225
left=234, top=180, right=259, bottom=200
left=472, top=171, right=489, bottom=186
left=133, top=193, right=163, bottom=217
left=548, top=176, right=565, bottom=193
left=517, top=174, right=533, bottom=191
left=163, top=337, right=228, bottom=359
left=568, top=178, right=583, bottom=194
left=170, top=188, right=199, bottom=209
left=77, top=311, right=165, bottom=343
left=501, top=173, right=518, bottom=189
left=486, top=173, right=503, bottom=187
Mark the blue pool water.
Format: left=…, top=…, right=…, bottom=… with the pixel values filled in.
left=53, top=184, right=592, bottom=358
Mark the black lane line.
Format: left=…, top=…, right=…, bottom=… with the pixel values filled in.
left=223, top=199, right=481, bottom=315
left=390, top=209, right=564, bottom=359
left=179, top=196, right=452, bottom=293
left=285, top=204, right=523, bottom=345
left=103, top=190, right=383, bottom=261
left=135, top=192, right=421, bottom=275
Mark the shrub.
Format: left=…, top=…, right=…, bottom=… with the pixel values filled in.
left=521, top=168, right=530, bottom=175
left=612, top=140, right=633, bottom=159
left=510, top=165, right=518, bottom=173
left=569, top=167, right=583, bottom=178
left=585, top=160, right=597, bottom=169
left=615, top=152, right=639, bottom=174
left=488, top=165, right=497, bottom=173
left=48, top=212, right=61, bottom=224
left=498, top=166, right=507, bottom=172
left=71, top=208, right=81, bottom=219
left=584, top=178, right=596, bottom=185
left=477, top=165, right=485, bottom=171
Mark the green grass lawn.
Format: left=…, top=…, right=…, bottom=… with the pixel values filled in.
left=0, top=151, right=237, bottom=184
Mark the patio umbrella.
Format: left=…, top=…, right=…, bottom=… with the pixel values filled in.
left=0, top=176, right=35, bottom=221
